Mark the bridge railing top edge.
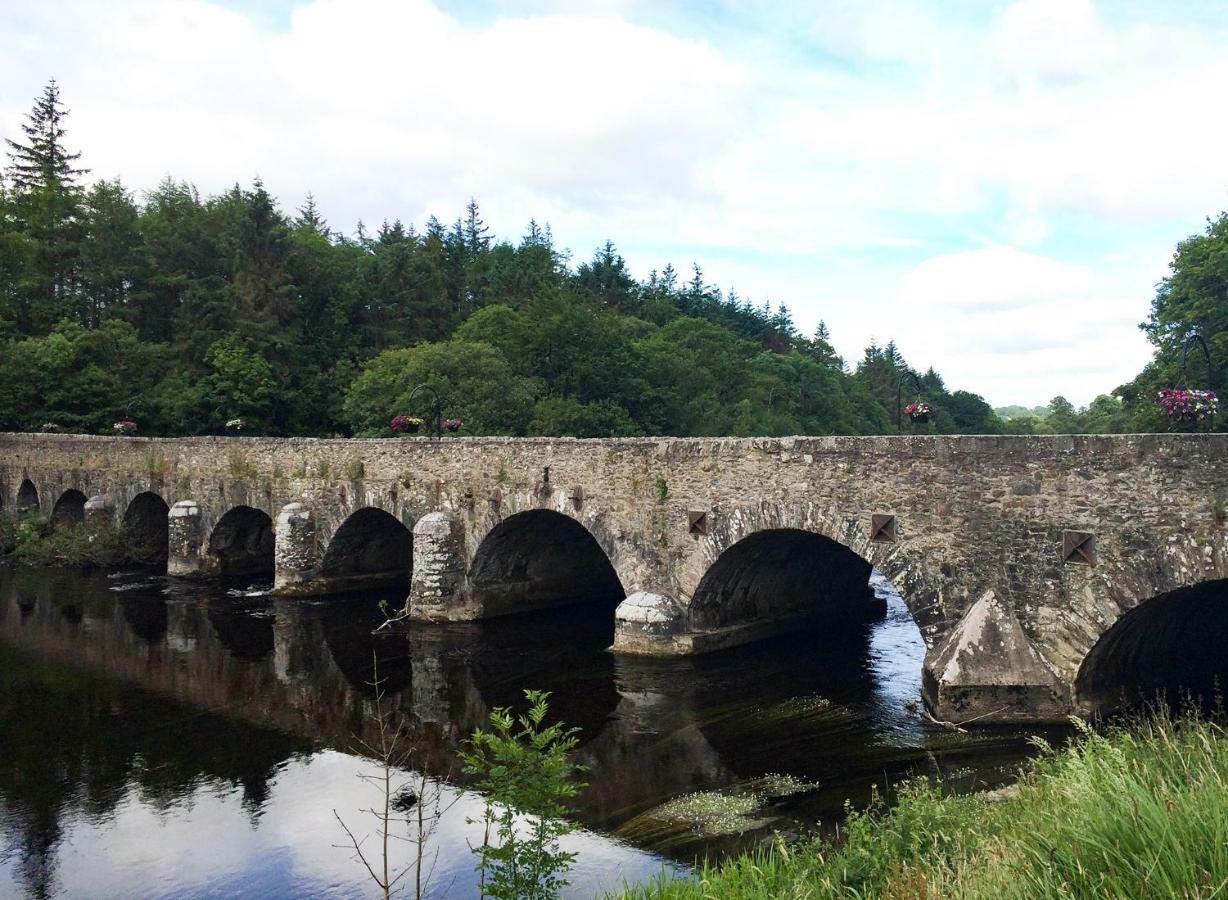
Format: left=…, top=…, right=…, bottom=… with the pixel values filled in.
left=1, top=431, right=1225, bottom=453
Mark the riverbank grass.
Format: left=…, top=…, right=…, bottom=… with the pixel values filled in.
left=622, top=711, right=1227, bottom=898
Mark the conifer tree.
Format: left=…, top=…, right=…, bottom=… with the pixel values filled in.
left=4, top=79, right=89, bottom=331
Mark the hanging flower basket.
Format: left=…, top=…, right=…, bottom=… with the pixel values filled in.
left=112, top=419, right=138, bottom=436
left=442, top=418, right=463, bottom=433
left=40, top=422, right=60, bottom=433
left=390, top=414, right=423, bottom=434
left=1155, top=388, right=1218, bottom=424
left=226, top=418, right=246, bottom=432
left=905, top=401, right=932, bottom=424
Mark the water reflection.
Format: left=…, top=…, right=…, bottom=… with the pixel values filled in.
left=0, top=567, right=1063, bottom=897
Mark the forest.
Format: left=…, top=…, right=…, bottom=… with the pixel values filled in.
left=1, top=81, right=1223, bottom=439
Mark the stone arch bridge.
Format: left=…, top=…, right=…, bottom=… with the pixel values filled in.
left=3, top=432, right=1226, bottom=724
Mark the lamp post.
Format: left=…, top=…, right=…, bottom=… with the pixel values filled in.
left=407, top=384, right=443, bottom=439
left=895, top=369, right=925, bottom=434
left=1181, top=332, right=1216, bottom=429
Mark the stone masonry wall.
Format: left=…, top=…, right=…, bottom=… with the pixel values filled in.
left=3, top=431, right=1227, bottom=722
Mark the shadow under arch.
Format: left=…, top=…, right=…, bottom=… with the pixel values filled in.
left=320, top=507, right=412, bottom=592
left=123, top=492, right=170, bottom=564
left=1074, top=579, right=1228, bottom=716
left=16, top=479, right=39, bottom=514
left=50, top=490, right=87, bottom=528
left=208, top=506, right=274, bottom=577
left=689, top=528, right=882, bottom=636
left=468, top=509, right=625, bottom=618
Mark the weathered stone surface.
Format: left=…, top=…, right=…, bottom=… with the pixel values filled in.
left=5, top=430, right=1228, bottom=723
left=923, top=589, right=1068, bottom=722
left=167, top=499, right=205, bottom=577
left=273, top=502, right=320, bottom=593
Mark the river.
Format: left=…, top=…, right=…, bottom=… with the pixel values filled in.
left=0, top=567, right=1066, bottom=898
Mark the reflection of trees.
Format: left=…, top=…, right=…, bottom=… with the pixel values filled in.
left=0, top=643, right=309, bottom=899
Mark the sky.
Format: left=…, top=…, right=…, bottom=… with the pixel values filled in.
left=3, top=0, right=1228, bottom=407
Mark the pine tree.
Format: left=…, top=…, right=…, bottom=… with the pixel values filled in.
left=4, top=79, right=87, bottom=193
left=295, top=193, right=328, bottom=236
left=3, top=79, right=89, bottom=332
left=463, top=198, right=490, bottom=254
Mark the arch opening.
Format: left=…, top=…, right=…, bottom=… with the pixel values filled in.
left=320, top=508, right=413, bottom=591
left=1075, top=579, right=1228, bottom=717
left=689, top=529, right=881, bottom=638
left=208, top=506, right=274, bottom=577
left=123, top=492, right=170, bottom=565
left=468, top=510, right=624, bottom=617
left=50, top=490, right=87, bottom=529
left=16, top=479, right=39, bottom=514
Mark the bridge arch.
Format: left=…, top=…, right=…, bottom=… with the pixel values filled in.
left=50, top=489, right=87, bottom=528
left=688, top=528, right=878, bottom=634
left=16, top=479, right=39, bottom=514
left=123, top=492, right=170, bottom=563
left=320, top=507, right=413, bottom=591
left=207, top=505, right=275, bottom=577
left=467, top=508, right=625, bottom=617
left=1074, top=578, right=1228, bottom=716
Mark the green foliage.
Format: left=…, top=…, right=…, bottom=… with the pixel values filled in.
left=460, top=690, right=587, bottom=900
left=654, top=475, right=669, bottom=503
left=621, top=710, right=1228, bottom=899
left=0, top=514, right=135, bottom=567
left=7, top=80, right=1219, bottom=440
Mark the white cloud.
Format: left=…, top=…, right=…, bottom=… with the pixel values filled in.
left=2, top=0, right=1225, bottom=405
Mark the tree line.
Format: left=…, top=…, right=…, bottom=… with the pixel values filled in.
left=1, top=81, right=1222, bottom=438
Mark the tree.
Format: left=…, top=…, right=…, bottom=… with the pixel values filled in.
left=3, top=79, right=88, bottom=332
left=460, top=691, right=586, bottom=900
left=197, top=335, right=277, bottom=433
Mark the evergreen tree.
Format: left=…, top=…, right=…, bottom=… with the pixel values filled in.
left=3, top=79, right=88, bottom=332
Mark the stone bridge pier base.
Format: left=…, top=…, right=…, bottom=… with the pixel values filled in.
left=167, top=500, right=210, bottom=578
left=920, top=589, right=1070, bottom=724
left=83, top=495, right=115, bottom=536
left=273, top=503, right=322, bottom=595
left=406, top=512, right=479, bottom=621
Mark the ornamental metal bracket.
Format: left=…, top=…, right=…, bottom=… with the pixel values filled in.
left=871, top=513, right=897, bottom=543
left=1062, top=530, right=1096, bottom=565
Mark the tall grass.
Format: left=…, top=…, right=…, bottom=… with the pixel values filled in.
left=621, top=709, right=1228, bottom=899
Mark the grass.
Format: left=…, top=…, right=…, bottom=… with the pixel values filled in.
left=620, top=709, right=1228, bottom=899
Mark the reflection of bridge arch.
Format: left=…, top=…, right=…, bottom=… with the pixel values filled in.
left=1075, top=579, right=1228, bottom=716
left=467, top=509, right=625, bottom=617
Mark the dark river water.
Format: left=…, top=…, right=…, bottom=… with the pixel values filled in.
left=0, top=568, right=1066, bottom=898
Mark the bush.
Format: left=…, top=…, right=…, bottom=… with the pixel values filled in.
left=461, top=690, right=587, bottom=900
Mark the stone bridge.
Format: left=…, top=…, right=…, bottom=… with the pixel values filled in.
left=2, top=432, right=1226, bottom=724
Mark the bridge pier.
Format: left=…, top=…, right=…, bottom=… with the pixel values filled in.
left=406, top=512, right=478, bottom=620
left=167, top=500, right=211, bottom=578
left=921, top=589, right=1069, bottom=723
left=273, top=503, right=322, bottom=595
left=83, top=495, right=115, bottom=535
